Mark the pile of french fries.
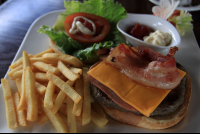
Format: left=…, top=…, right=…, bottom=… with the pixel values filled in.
left=1, top=48, right=108, bottom=133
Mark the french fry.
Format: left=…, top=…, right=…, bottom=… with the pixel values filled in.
left=13, top=92, right=28, bottom=126
left=18, top=51, right=31, bottom=110
left=7, top=64, right=23, bottom=79
left=73, top=77, right=83, bottom=116
left=41, top=82, right=49, bottom=87
left=23, top=51, right=31, bottom=69
left=59, top=104, right=66, bottom=115
left=44, top=81, right=55, bottom=109
left=91, top=110, right=108, bottom=127
left=35, top=82, right=47, bottom=95
left=37, top=94, right=43, bottom=115
left=34, top=72, right=48, bottom=82
left=12, top=69, right=23, bottom=80
left=40, top=99, right=69, bottom=133
left=59, top=105, right=82, bottom=123
left=59, top=74, right=68, bottom=82
left=9, top=54, right=33, bottom=69
left=53, top=94, right=58, bottom=103
left=17, top=70, right=26, bottom=110
left=25, top=67, right=38, bottom=121
left=52, top=80, right=74, bottom=114
left=82, top=67, right=91, bottom=126
left=69, top=66, right=82, bottom=75
left=37, top=91, right=45, bottom=115
left=31, top=65, right=42, bottom=72
left=57, top=60, right=79, bottom=82
left=33, top=62, right=60, bottom=75
left=39, top=113, right=49, bottom=125
left=9, top=58, right=23, bottom=70
left=55, top=86, right=61, bottom=94
left=30, top=57, right=58, bottom=65
left=50, top=63, right=58, bottom=68
left=46, top=72, right=81, bottom=104
left=42, top=53, right=83, bottom=68
left=1, top=79, right=18, bottom=129
left=34, top=48, right=54, bottom=58
left=15, top=78, right=22, bottom=96
left=63, top=97, right=68, bottom=104
left=76, top=115, right=82, bottom=123
left=52, top=90, right=67, bottom=114
left=92, top=102, right=106, bottom=118
left=67, top=97, right=77, bottom=133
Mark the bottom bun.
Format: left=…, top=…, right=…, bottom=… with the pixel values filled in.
left=102, top=71, right=192, bottom=130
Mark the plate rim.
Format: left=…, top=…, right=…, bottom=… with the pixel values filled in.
left=149, top=0, right=200, bottom=11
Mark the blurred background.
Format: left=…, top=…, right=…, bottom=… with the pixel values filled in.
left=0, top=0, right=6, bottom=5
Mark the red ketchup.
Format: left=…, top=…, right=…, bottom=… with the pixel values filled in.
left=128, top=23, right=153, bottom=40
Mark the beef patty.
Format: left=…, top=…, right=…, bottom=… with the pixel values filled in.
left=90, top=63, right=187, bottom=117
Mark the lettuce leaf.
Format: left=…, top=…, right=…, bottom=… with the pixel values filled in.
left=54, top=0, right=127, bottom=31
left=73, top=41, right=116, bottom=61
left=38, top=25, right=83, bottom=55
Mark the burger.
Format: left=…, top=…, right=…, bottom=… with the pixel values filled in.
left=87, top=43, right=192, bottom=130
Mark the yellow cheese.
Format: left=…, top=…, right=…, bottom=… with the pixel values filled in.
left=87, top=61, right=186, bottom=117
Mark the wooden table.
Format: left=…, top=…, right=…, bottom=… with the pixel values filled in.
left=0, top=0, right=199, bottom=81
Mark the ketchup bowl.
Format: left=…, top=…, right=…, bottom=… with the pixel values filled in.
left=117, top=14, right=181, bottom=52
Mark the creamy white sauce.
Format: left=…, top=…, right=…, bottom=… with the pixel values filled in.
left=69, top=16, right=96, bottom=35
left=143, top=30, right=172, bottom=46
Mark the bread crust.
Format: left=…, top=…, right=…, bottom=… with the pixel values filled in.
left=102, top=71, right=192, bottom=130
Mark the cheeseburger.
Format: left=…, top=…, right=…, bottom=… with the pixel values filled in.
left=87, top=43, right=192, bottom=130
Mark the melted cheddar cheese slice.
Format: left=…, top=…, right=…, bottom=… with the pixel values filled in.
left=87, top=61, right=186, bottom=117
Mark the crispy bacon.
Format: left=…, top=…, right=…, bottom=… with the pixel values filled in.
left=105, top=43, right=181, bottom=90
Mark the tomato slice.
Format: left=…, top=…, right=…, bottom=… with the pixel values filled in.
left=64, top=12, right=110, bottom=44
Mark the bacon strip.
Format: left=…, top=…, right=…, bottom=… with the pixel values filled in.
left=105, top=43, right=181, bottom=90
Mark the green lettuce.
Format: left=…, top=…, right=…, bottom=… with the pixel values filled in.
left=73, top=41, right=116, bottom=61
left=54, top=0, right=127, bottom=31
left=38, top=25, right=82, bottom=55
left=38, top=0, right=127, bottom=62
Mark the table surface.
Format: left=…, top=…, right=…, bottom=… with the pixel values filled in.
left=0, top=0, right=199, bottom=81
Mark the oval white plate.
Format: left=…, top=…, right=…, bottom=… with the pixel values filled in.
left=0, top=10, right=200, bottom=133
left=149, top=0, right=200, bottom=11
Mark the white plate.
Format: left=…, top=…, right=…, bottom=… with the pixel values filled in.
left=149, top=0, right=200, bottom=11
left=1, top=10, right=200, bottom=133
